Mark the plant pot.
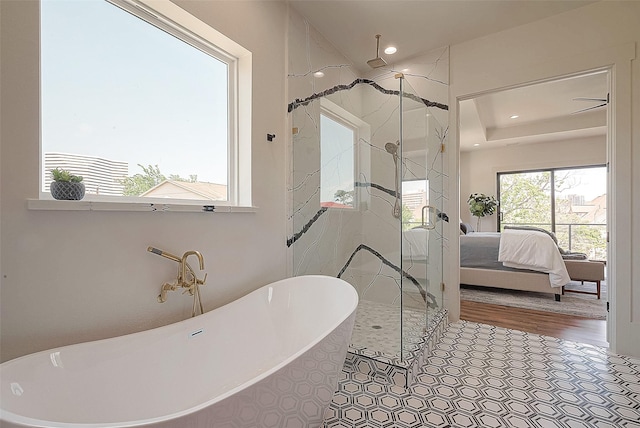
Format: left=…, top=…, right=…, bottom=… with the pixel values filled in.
left=50, top=181, right=85, bottom=200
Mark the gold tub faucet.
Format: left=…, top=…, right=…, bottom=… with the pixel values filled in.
left=148, top=247, right=207, bottom=315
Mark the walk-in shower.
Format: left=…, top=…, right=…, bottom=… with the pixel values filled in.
left=289, top=73, right=447, bottom=385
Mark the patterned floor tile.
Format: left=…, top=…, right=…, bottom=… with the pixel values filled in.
left=324, top=321, right=640, bottom=428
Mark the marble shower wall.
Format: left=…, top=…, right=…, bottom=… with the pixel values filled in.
left=287, top=8, right=449, bottom=309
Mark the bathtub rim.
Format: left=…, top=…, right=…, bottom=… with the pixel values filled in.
left=0, top=275, right=358, bottom=428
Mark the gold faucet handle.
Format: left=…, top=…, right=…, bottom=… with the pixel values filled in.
left=197, top=273, right=207, bottom=286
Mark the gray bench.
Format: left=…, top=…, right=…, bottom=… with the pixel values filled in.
left=563, top=259, right=605, bottom=299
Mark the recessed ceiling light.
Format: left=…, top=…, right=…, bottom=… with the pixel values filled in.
left=384, top=46, right=397, bottom=55
left=473, top=143, right=480, bottom=147
left=313, top=71, right=325, bottom=78
left=510, top=115, right=519, bottom=119
left=402, top=68, right=410, bottom=72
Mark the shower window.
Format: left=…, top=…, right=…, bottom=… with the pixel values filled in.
left=402, top=179, right=428, bottom=230
left=40, top=0, right=251, bottom=206
left=320, top=102, right=358, bottom=209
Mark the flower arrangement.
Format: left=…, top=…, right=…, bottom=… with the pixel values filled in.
left=467, top=193, right=498, bottom=230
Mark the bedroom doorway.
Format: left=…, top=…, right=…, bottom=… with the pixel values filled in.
left=458, top=69, right=610, bottom=346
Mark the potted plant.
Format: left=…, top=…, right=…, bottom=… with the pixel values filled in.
left=50, top=168, right=85, bottom=200
left=467, top=193, right=498, bottom=231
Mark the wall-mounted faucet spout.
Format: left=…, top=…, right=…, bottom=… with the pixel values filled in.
left=180, top=250, right=205, bottom=285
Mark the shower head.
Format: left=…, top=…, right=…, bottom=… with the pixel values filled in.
left=385, top=140, right=401, bottom=219
left=367, top=57, right=387, bottom=69
left=385, top=141, right=398, bottom=155
left=367, top=34, right=387, bottom=69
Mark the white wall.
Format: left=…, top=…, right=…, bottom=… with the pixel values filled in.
left=448, top=0, right=640, bottom=357
left=0, top=0, right=288, bottom=362
left=460, top=135, right=606, bottom=231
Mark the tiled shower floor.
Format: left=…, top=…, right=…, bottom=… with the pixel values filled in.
left=325, top=320, right=640, bottom=427
left=350, top=299, right=428, bottom=359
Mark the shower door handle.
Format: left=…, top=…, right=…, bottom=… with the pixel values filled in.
left=421, top=205, right=437, bottom=230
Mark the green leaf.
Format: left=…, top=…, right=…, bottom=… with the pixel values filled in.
left=51, top=168, right=83, bottom=182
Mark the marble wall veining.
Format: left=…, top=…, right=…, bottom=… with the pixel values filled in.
left=287, top=8, right=450, bottom=351
left=287, top=8, right=362, bottom=286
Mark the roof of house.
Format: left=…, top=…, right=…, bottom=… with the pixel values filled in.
left=321, top=201, right=353, bottom=209
left=141, top=180, right=227, bottom=200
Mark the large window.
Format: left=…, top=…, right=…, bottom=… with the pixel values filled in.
left=41, top=0, right=249, bottom=205
left=498, top=165, right=607, bottom=260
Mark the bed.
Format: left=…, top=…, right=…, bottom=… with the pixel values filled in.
left=460, top=227, right=572, bottom=301
left=402, top=227, right=429, bottom=261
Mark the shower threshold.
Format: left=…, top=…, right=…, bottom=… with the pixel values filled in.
left=344, top=300, right=448, bottom=388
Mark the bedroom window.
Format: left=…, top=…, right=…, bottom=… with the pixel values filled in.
left=40, top=0, right=251, bottom=206
left=498, top=171, right=552, bottom=228
left=498, top=165, right=607, bottom=260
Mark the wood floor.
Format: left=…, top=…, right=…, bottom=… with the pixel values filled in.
left=460, top=299, right=608, bottom=348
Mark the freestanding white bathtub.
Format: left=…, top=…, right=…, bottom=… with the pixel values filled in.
left=0, top=275, right=358, bottom=428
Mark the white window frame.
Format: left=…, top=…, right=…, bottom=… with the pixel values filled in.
left=33, top=0, right=253, bottom=212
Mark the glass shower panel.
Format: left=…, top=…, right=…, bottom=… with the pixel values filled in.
left=290, top=80, right=404, bottom=358
left=425, top=107, right=445, bottom=326
left=400, top=76, right=444, bottom=360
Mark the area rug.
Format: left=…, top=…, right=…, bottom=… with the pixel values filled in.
left=460, top=281, right=607, bottom=320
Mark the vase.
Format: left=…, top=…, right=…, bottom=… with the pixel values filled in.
left=50, top=181, right=85, bottom=200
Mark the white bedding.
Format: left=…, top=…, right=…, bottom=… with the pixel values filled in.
left=402, top=228, right=428, bottom=260
left=498, top=229, right=571, bottom=288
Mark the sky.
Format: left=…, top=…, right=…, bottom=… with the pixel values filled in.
left=554, top=166, right=607, bottom=201
left=41, top=0, right=229, bottom=184
left=402, top=179, right=427, bottom=195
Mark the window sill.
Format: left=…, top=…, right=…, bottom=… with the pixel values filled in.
left=27, top=199, right=257, bottom=213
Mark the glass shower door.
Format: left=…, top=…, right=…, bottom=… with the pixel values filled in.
left=399, top=76, right=444, bottom=360
left=289, top=75, right=445, bottom=363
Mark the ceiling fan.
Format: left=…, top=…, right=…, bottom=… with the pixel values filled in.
left=571, top=93, right=609, bottom=114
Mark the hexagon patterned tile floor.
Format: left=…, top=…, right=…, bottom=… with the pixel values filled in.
left=324, top=320, right=640, bottom=427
